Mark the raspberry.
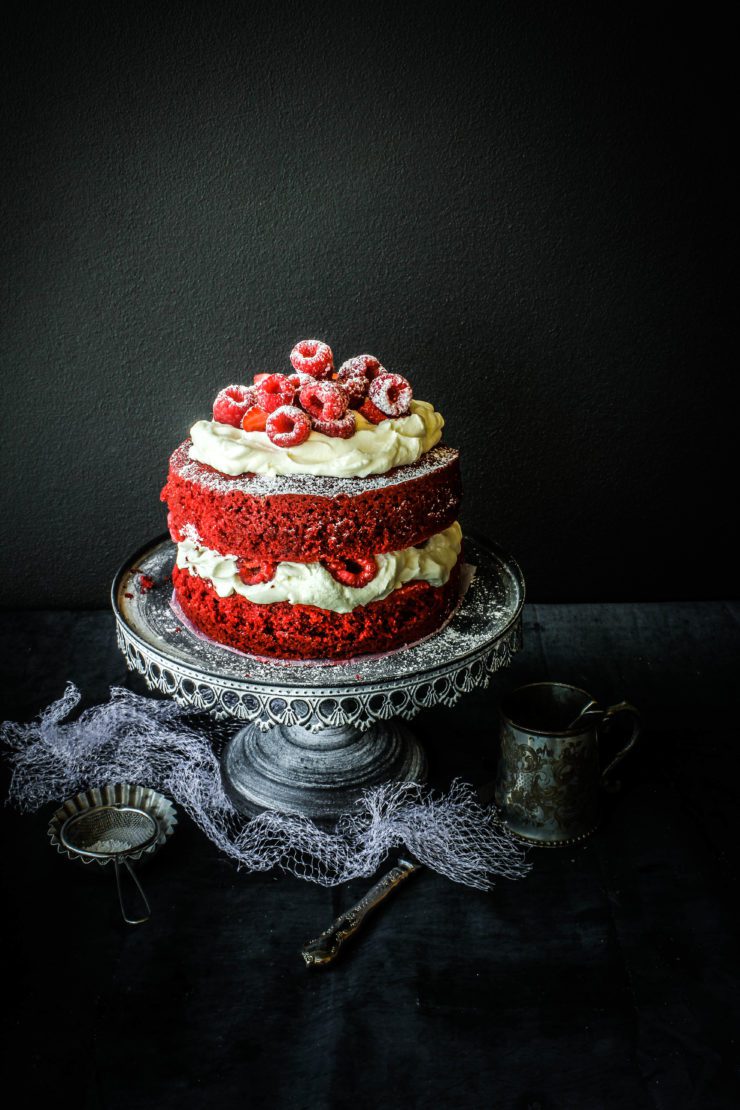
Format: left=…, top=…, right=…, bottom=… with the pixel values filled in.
left=213, top=384, right=258, bottom=427
left=322, top=555, right=378, bottom=588
left=241, top=405, right=268, bottom=432
left=265, top=404, right=312, bottom=447
left=298, top=380, right=348, bottom=421
left=337, top=373, right=369, bottom=408
left=256, top=373, right=296, bottom=413
left=290, top=339, right=334, bottom=379
left=253, top=373, right=272, bottom=385
left=312, top=411, right=356, bottom=439
left=238, top=559, right=277, bottom=585
left=288, top=371, right=313, bottom=391
left=357, top=397, right=388, bottom=425
left=368, top=372, right=413, bottom=417
left=337, top=354, right=384, bottom=383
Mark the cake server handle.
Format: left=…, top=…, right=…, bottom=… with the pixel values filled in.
left=301, top=857, right=420, bottom=967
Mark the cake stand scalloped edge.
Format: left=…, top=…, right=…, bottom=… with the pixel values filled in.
left=114, top=616, right=522, bottom=732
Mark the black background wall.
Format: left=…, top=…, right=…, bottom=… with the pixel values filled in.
left=0, top=1, right=732, bottom=607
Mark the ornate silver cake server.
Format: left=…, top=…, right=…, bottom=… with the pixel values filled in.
left=301, top=857, right=421, bottom=967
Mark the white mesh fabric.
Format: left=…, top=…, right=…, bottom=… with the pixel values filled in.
left=2, top=684, right=529, bottom=889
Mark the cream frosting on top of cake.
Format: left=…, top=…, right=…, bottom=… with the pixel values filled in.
left=175, top=522, right=462, bottom=613
left=187, top=400, right=444, bottom=479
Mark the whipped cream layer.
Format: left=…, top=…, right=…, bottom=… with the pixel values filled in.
left=176, top=522, right=462, bottom=613
left=188, top=400, right=443, bottom=479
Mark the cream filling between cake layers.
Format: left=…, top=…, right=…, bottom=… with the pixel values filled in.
left=188, top=400, right=443, bottom=479
left=176, top=522, right=462, bottom=614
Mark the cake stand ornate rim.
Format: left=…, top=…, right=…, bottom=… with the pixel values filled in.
left=111, top=533, right=525, bottom=734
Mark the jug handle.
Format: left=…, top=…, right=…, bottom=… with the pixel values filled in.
left=599, top=701, right=641, bottom=792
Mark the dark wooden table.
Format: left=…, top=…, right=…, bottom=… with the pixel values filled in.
left=1, top=603, right=738, bottom=1109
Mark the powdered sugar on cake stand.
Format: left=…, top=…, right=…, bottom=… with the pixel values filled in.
left=112, top=534, right=524, bottom=818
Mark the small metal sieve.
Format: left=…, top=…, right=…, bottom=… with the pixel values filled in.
left=49, top=785, right=177, bottom=926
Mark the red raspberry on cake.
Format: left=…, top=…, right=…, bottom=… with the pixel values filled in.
left=290, top=339, right=334, bottom=379
left=343, top=376, right=370, bottom=408
left=335, top=367, right=370, bottom=408
left=266, top=405, right=312, bottom=447
left=256, top=374, right=296, bottom=413
left=368, top=372, right=413, bottom=417
left=298, top=380, right=349, bottom=421
left=312, top=411, right=356, bottom=438
left=288, top=371, right=314, bottom=391
left=238, top=559, right=277, bottom=585
left=322, top=555, right=378, bottom=588
left=337, top=354, right=384, bottom=383
left=213, top=384, right=258, bottom=427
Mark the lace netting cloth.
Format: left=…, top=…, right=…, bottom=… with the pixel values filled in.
left=1, top=683, right=530, bottom=889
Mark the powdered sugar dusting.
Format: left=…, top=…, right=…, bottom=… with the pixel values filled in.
left=169, top=442, right=459, bottom=497
left=181, top=522, right=201, bottom=544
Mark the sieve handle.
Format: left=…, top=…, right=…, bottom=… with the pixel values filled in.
left=302, top=858, right=420, bottom=967
left=114, top=858, right=152, bottom=926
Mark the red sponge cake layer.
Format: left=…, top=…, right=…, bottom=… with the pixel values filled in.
left=172, top=562, right=461, bottom=660
left=163, top=443, right=461, bottom=562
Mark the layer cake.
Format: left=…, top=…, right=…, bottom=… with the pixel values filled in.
left=161, top=341, right=462, bottom=659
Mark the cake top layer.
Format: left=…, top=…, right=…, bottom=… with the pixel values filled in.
left=185, top=338, right=449, bottom=479
left=170, top=441, right=459, bottom=497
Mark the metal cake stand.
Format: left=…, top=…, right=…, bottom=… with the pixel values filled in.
left=112, top=535, right=524, bottom=819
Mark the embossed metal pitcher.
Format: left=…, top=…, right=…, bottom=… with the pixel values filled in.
left=494, top=682, right=641, bottom=845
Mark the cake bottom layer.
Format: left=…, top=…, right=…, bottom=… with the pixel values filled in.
left=172, top=562, right=461, bottom=660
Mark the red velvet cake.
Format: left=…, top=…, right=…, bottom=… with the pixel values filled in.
left=161, top=340, right=463, bottom=660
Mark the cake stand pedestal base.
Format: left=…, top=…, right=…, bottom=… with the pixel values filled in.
left=222, top=721, right=427, bottom=819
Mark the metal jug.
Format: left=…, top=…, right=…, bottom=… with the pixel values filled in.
left=495, top=682, right=641, bottom=845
